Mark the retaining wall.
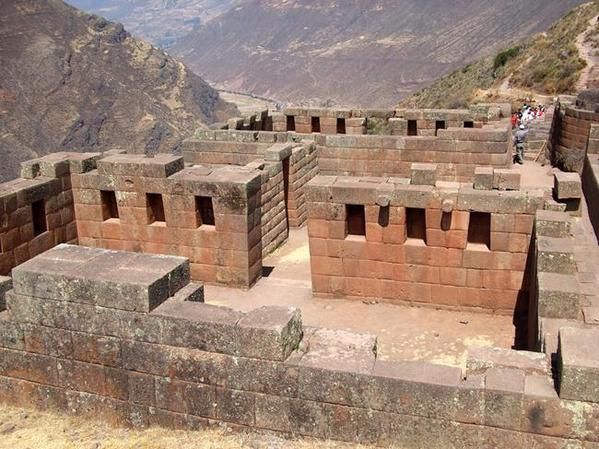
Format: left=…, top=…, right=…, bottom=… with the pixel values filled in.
left=0, top=245, right=598, bottom=448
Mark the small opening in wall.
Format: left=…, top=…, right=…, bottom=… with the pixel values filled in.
left=101, top=190, right=119, bottom=220
left=32, top=199, right=47, bottom=236
left=195, top=196, right=215, bottom=227
left=435, top=120, right=446, bottom=136
left=467, top=212, right=491, bottom=248
left=147, top=193, right=165, bottom=224
left=346, top=204, right=366, bottom=237
left=337, top=118, right=346, bottom=134
left=464, top=121, right=474, bottom=128
left=287, top=115, right=296, bottom=132
left=311, top=116, right=321, bottom=133
left=407, top=120, right=418, bottom=136
left=406, top=208, right=427, bottom=243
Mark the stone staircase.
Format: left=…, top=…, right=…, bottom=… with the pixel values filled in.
left=524, top=107, right=554, bottom=161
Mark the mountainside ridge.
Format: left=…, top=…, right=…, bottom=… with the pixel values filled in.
left=399, top=2, right=599, bottom=108
left=0, top=0, right=237, bottom=183
left=172, top=0, right=588, bottom=107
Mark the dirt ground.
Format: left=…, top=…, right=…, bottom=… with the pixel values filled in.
left=0, top=406, right=384, bottom=449
left=207, top=227, right=518, bottom=368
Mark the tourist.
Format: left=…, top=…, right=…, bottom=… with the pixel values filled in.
left=513, top=123, right=528, bottom=165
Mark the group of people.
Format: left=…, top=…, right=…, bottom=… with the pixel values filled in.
left=511, top=104, right=546, bottom=129
left=511, top=103, right=547, bottom=165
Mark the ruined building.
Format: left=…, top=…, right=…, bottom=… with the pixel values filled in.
left=0, top=98, right=599, bottom=448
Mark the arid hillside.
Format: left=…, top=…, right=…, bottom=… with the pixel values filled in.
left=0, top=0, right=237, bottom=183
left=173, top=0, right=588, bottom=107
left=66, top=0, right=235, bottom=48
left=400, top=2, right=599, bottom=108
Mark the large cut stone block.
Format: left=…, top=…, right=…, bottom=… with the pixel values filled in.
left=410, top=163, right=437, bottom=186
left=535, top=210, right=572, bottom=238
left=151, top=299, right=242, bottom=355
left=537, top=273, right=581, bottom=319
left=236, top=306, right=303, bottom=361
left=97, top=154, right=184, bottom=178
left=558, top=327, right=599, bottom=402
left=264, top=143, right=293, bottom=162
left=536, top=237, right=577, bottom=274
left=554, top=172, right=582, bottom=200
left=474, top=167, right=493, bottom=190
left=493, top=169, right=521, bottom=191
left=12, top=244, right=189, bottom=312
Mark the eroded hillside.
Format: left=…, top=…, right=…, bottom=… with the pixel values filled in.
left=173, top=0, right=588, bottom=107
left=400, top=2, right=599, bottom=108
left=0, top=0, right=237, bottom=182
left=66, top=0, right=235, bottom=48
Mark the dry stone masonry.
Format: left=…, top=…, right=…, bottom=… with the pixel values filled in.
left=0, top=99, right=599, bottom=447
left=0, top=245, right=599, bottom=448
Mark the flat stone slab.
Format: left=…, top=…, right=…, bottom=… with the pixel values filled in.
left=558, top=327, right=599, bottom=402
left=466, top=346, right=550, bottom=376
left=535, top=210, right=572, bottom=238
left=295, top=328, right=377, bottom=374
left=537, top=273, right=581, bottom=319
left=554, top=172, right=582, bottom=200
left=12, top=244, right=189, bottom=313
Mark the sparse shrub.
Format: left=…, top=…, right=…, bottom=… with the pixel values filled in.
left=493, top=47, right=521, bottom=71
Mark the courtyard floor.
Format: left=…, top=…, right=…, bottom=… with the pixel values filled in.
left=207, top=228, right=515, bottom=368
left=207, top=160, right=556, bottom=367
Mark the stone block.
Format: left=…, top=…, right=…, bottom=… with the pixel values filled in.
left=151, top=299, right=242, bottom=355
left=537, top=273, right=581, bottom=319
left=466, top=346, right=549, bottom=376
left=535, top=210, right=572, bottom=238
left=536, top=237, right=577, bottom=274
left=264, top=143, right=293, bottom=162
left=12, top=245, right=188, bottom=312
left=0, top=313, right=24, bottom=350
left=410, top=163, right=437, bottom=186
left=483, top=367, right=525, bottom=429
left=554, top=172, right=582, bottom=200
left=97, top=154, right=184, bottom=178
left=235, top=306, right=302, bottom=361
left=296, top=328, right=377, bottom=374
left=493, top=169, right=521, bottom=191
left=543, top=198, right=567, bottom=212
left=474, top=167, right=493, bottom=190
left=558, top=327, right=599, bottom=402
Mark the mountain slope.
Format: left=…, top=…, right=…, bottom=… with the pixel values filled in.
left=0, top=0, right=237, bottom=182
left=400, top=2, right=599, bottom=108
left=172, top=0, right=588, bottom=107
left=66, top=0, right=236, bottom=48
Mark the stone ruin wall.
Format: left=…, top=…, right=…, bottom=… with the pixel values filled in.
left=224, top=105, right=505, bottom=136
left=0, top=103, right=598, bottom=447
left=182, top=134, right=318, bottom=255
left=184, top=125, right=512, bottom=184
left=0, top=243, right=598, bottom=449
left=550, top=102, right=599, bottom=172
left=72, top=153, right=263, bottom=288
left=305, top=170, right=540, bottom=317
left=0, top=152, right=88, bottom=276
